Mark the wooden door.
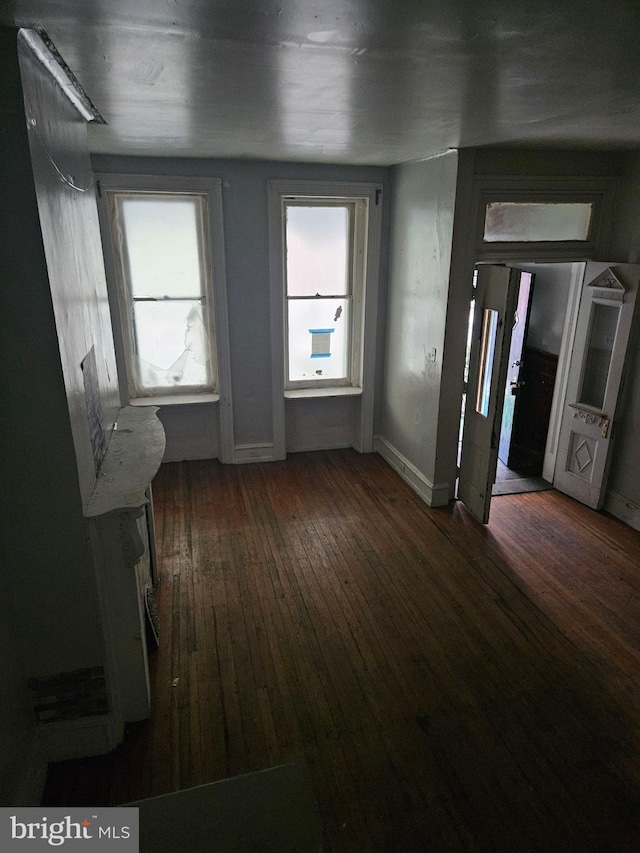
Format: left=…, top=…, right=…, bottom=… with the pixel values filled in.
left=459, top=265, right=520, bottom=523
left=498, top=270, right=535, bottom=466
left=508, top=348, right=559, bottom=476
left=554, top=263, right=640, bottom=509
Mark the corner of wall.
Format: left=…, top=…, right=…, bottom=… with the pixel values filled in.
left=373, top=436, right=450, bottom=508
left=603, top=489, right=640, bottom=533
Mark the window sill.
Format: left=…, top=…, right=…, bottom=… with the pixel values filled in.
left=284, top=386, right=362, bottom=400
left=130, top=393, right=220, bottom=407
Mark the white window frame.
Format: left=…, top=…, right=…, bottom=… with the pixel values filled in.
left=282, top=196, right=368, bottom=391
left=96, top=173, right=232, bottom=412
left=268, top=180, right=383, bottom=456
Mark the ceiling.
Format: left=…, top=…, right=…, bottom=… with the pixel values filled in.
left=3, top=0, right=640, bottom=165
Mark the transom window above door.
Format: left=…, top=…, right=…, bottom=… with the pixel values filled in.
left=472, top=176, right=618, bottom=261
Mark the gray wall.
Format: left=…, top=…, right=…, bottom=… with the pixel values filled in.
left=92, top=155, right=390, bottom=460
left=608, top=151, right=640, bottom=508
left=0, top=593, right=44, bottom=804
left=0, top=30, right=43, bottom=803
left=1, top=28, right=122, bottom=800
left=23, top=45, right=120, bottom=507
left=379, top=151, right=459, bottom=499
left=15, top=37, right=113, bottom=675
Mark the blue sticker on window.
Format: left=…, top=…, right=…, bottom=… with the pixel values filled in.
left=309, top=328, right=334, bottom=358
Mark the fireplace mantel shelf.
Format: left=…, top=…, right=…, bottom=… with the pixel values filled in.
left=85, top=406, right=165, bottom=518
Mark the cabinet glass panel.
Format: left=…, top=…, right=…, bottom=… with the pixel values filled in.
left=483, top=202, right=593, bottom=242
left=578, top=302, right=619, bottom=410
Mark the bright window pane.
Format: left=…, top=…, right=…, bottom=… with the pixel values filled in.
left=475, top=308, right=498, bottom=417
left=286, top=206, right=350, bottom=296
left=133, top=300, right=211, bottom=391
left=287, top=298, right=349, bottom=382
left=578, top=302, right=619, bottom=409
left=118, top=195, right=204, bottom=298
left=483, top=202, right=593, bottom=242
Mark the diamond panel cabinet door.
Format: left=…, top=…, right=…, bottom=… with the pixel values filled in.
left=554, top=263, right=640, bottom=509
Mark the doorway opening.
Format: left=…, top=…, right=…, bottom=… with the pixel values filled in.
left=459, top=262, right=580, bottom=499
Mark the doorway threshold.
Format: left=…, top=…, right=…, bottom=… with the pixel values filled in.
left=492, top=476, right=553, bottom=497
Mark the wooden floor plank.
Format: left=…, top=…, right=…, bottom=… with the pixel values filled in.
left=43, top=449, right=640, bottom=852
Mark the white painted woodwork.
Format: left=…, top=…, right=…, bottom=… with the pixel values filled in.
left=85, top=407, right=165, bottom=515
left=94, top=157, right=388, bottom=462
left=19, top=32, right=120, bottom=510
left=96, top=172, right=236, bottom=464
left=86, top=406, right=165, bottom=727
left=458, top=265, right=519, bottom=523
left=6, top=35, right=111, bottom=680
left=542, top=263, right=586, bottom=483
left=3, top=35, right=165, bottom=768
left=268, top=179, right=383, bottom=460
left=472, top=177, right=617, bottom=262
left=554, top=264, right=640, bottom=509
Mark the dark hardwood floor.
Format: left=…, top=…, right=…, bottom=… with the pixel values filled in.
left=44, top=449, right=640, bottom=852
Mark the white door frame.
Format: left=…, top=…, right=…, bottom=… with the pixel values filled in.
left=471, top=260, right=586, bottom=489
left=542, top=262, right=586, bottom=482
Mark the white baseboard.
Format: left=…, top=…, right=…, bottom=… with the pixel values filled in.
left=233, top=443, right=280, bottom=464
left=373, top=436, right=450, bottom=508
left=288, top=441, right=352, bottom=453
left=13, top=736, right=48, bottom=806
left=38, top=714, right=124, bottom=763
left=603, top=489, right=640, bottom=532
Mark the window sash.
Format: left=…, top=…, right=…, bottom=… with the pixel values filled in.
left=284, top=200, right=355, bottom=298
left=286, top=295, right=353, bottom=386
left=282, top=198, right=366, bottom=389
left=108, top=190, right=217, bottom=398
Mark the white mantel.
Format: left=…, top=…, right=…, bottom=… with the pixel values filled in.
left=85, top=405, right=166, bottom=517
left=42, top=406, right=167, bottom=761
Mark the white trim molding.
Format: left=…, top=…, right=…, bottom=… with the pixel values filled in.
left=472, top=176, right=618, bottom=262
left=542, top=262, right=586, bottom=483
left=603, top=490, right=640, bottom=533
left=374, top=436, right=450, bottom=508
left=95, top=172, right=235, bottom=464
left=268, top=180, right=383, bottom=459
left=233, top=443, right=279, bottom=464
